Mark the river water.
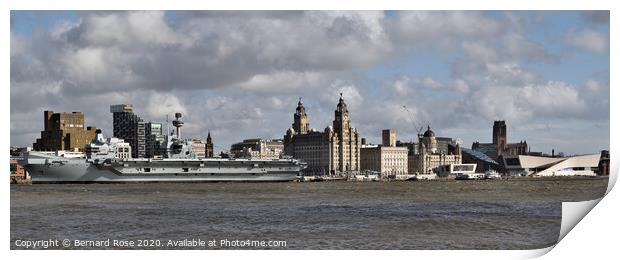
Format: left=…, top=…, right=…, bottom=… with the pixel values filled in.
left=10, top=177, right=608, bottom=250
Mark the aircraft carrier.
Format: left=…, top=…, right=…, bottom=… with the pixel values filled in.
left=19, top=113, right=305, bottom=183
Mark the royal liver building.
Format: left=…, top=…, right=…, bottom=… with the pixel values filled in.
left=284, top=94, right=361, bottom=175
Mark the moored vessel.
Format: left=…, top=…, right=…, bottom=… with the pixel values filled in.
left=20, top=113, right=305, bottom=183
left=455, top=172, right=485, bottom=180
left=484, top=169, right=502, bottom=180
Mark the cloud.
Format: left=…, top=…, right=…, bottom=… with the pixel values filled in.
left=450, top=80, right=470, bottom=93
left=501, top=33, right=558, bottom=63
left=464, top=81, right=587, bottom=124
left=390, top=75, right=411, bottom=95
left=564, top=29, right=609, bottom=54
left=320, top=80, right=363, bottom=111
left=145, top=92, right=187, bottom=119
left=10, top=11, right=609, bottom=155
left=581, top=11, right=610, bottom=23
left=79, top=11, right=187, bottom=48
left=390, top=11, right=502, bottom=47
left=13, top=11, right=393, bottom=96
left=237, top=71, right=323, bottom=93
left=452, top=41, right=544, bottom=87
left=516, top=81, right=586, bottom=117
left=383, top=75, right=443, bottom=96
left=419, top=77, right=442, bottom=89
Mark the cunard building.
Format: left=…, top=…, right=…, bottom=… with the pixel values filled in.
left=283, top=94, right=361, bottom=175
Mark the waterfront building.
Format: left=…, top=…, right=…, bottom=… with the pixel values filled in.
left=110, top=104, right=147, bottom=158
left=190, top=139, right=208, bottom=158
left=436, top=137, right=462, bottom=155
left=503, top=154, right=599, bottom=177
left=396, top=140, right=417, bottom=155
left=145, top=122, right=166, bottom=158
left=472, top=120, right=528, bottom=161
left=408, top=126, right=462, bottom=175
left=397, top=137, right=461, bottom=159
left=10, top=158, right=28, bottom=180
left=361, top=130, right=409, bottom=179
left=283, top=95, right=361, bottom=175
left=360, top=144, right=380, bottom=171
left=230, top=138, right=284, bottom=159
left=598, top=150, right=610, bottom=175
left=461, top=147, right=501, bottom=173
left=33, top=110, right=97, bottom=152
left=187, top=133, right=214, bottom=159
left=382, top=129, right=396, bottom=147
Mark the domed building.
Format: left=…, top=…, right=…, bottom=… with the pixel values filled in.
left=283, top=94, right=361, bottom=175
left=421, top=125, right=438, bottom=154
left=409, top=125, right=462, bottom=175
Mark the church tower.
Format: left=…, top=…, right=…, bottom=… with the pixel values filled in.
left=292, top=97, right=309, bottom=134
left=205, top=130, right=214, bottom=158
left=492, top=120, right=507, bottom=147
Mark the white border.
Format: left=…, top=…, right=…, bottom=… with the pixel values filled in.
left=3, top=1, right=616, bottom=259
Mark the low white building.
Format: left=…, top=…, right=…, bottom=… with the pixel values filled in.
left=503, top=154, right=599, bottom=177
left=436, top=163, right=477, bottom=178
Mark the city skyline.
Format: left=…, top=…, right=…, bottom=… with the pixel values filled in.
left=10, top=11, right=610, bottom=155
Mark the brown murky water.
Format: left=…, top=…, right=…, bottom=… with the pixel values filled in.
left=10, top=177, right=608, bottom=250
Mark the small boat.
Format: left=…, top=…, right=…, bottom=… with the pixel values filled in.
left=455, top=172, right=485, bottom=180
left=484, top=169, right=502, bottom=180
left=415, top=174, right=437, bottom=180
left=352, top=174, right=379, bottom=181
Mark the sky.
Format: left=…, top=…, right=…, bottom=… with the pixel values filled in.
left=10, top=11, right=610, bottom=155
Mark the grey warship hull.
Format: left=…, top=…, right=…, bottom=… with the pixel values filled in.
left=21, top=152, right=302, bottom=183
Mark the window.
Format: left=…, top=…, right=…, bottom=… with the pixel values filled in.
left=505, top=158, right=521, bottom=166
left=182, top=168, right=189, bottom=172
left=144, top=168, right=151, bottom=172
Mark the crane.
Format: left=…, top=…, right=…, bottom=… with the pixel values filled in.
left=401, top=105, right=426, bottom=141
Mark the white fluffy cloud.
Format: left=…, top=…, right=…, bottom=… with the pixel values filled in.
left=390, top=11, right=502, bottom=47
left=145, top=93, right=188, bottom=119
left=237, top=71, right=323, bottom=93
left=465, top=81, right=589, bottom=124
left=564, top=29, right=609, bottom=54
left=320, top=81, right=363, bottom=111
